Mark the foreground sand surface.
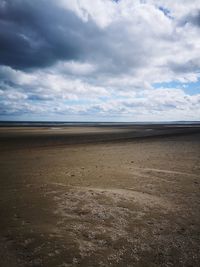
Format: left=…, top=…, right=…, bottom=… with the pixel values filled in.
left=0, top=124, right=200, bottom=266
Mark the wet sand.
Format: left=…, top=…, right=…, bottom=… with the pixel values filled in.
left=0, top=124, right=200, bottom=266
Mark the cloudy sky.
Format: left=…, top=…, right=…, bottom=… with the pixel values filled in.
left=0, top=0, right=200, bottom=121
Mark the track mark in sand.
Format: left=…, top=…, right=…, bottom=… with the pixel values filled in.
left=127, top=169, right=177, bottom=183
left=133, top=167, right=199, bottom=177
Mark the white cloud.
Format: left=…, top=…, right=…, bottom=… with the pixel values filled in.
left=1, top=0, right=200, bottom=121
left=57, top=61, right=96, bottom=76
left=58, top=0, right=118, bottom=28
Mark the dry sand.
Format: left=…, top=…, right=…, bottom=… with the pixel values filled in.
left=0, top=124, right=200, bottom=266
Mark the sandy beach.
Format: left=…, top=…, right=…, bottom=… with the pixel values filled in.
left=0, top=124, right=200, bottom=267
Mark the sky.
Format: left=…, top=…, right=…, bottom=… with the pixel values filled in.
left=0, top=0, right=200, bottom=122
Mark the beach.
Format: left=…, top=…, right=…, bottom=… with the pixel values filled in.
left=0, top=124, right=200, bottom=266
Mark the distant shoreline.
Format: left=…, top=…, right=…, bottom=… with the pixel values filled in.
left=1, top=124, right=200, bottom=151
left=0, top=121, right=200, bottom=127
